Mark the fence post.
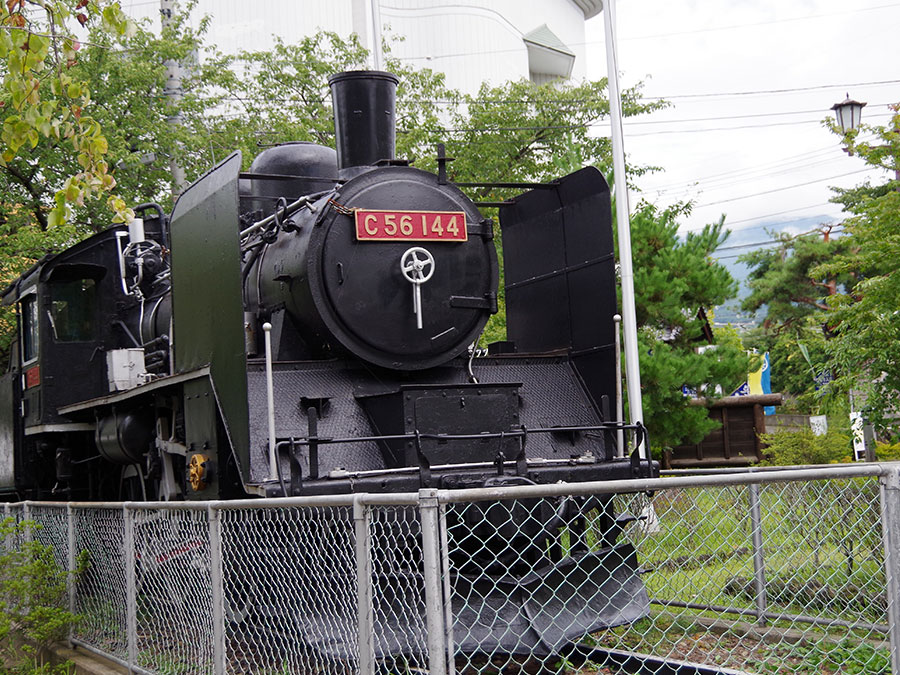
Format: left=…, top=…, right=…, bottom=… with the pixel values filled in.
left=124, top=504, right=137, bottom=671
left=353, top=496, right=375, bottom=675
left=438, top=503, right=456, bottom=675
left=419, top=489, right=448, bottom=675
left=3, top=504, right=8, bottom=554
left=748, top=482, right=768, bottom=626
left=208, top=505, right=226, bottom=675
left=880, top=466, right=900, bottom=674
left=67, top=504, right=76, bottom=645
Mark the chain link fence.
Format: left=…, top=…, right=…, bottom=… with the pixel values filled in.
left=2, top=463, right=899, bottom=674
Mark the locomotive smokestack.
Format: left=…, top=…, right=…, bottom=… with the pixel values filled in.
left=328, top=70, right=399, bottom=170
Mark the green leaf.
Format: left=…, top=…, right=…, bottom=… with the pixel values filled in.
left=47, top=206, right=63, bottom=229
left=64, top=182, right=80, bottom=202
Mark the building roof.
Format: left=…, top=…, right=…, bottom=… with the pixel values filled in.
left=571, top=0, right=603, bottom=20
left=523, top=24, right=576, bottom=79
left=523, top=24, right=575, bottom=56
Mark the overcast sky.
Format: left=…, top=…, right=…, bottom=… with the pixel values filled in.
left=583, top=0, right=900, bottom=242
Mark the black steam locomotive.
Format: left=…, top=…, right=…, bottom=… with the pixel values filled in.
left=0, top=70, right=655, bottom=653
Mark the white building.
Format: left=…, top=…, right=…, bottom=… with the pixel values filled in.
left=127, top=0, right=601, bottom=93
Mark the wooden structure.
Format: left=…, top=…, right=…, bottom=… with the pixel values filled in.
left=664, top=394, right=783, bottom=469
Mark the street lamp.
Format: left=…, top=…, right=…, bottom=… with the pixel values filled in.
left=830, top=94, right=900, bottom=186
left=830, top=94, right=867, bottom=133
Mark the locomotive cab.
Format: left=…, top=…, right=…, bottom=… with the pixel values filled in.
left=0, top=211, right=173, bottom=499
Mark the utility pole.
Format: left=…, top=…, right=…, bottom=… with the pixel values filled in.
left=160, top=0, right=186, bottom=197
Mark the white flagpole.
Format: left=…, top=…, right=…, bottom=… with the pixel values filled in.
left=370, top=0, right=384, bottom=70
left=602, top=0, right=645, bottom=457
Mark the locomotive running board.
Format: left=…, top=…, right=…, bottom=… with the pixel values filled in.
left=295, top=542, right=648, bottom=660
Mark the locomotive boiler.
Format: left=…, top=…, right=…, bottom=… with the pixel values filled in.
left=0, top=70, right=656, bottom=656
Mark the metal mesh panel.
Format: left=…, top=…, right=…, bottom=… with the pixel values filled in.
left=27, top=504, right=69, bottom=569
left=446, top=493, right=649, bottom=672
left=220, top=505, right=357, bottom=675
left=0, top=504, right=28, bottom=564
left=598, top=478, right=890, bottom=674
left=370, top=505, right=427, bottom=668
left=72, top=506, right=128, bottom=660
left=133, top=507, right=214, bottom=675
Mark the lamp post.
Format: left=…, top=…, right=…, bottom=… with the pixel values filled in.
left=829, top=94, right=893, bottom=462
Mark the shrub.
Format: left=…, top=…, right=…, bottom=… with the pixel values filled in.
left=0, top=518, right=85, bottom=675
left=874, top=440, right=900, bottom=461
left=759, top=428, right=852, bottom=466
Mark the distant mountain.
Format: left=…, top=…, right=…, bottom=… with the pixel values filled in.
left=708, top=215, right=838, bottom=327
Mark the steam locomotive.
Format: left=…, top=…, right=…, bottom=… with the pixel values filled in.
left=0, top=70, right=656, bottom=655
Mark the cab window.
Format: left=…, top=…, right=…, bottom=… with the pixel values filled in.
left=20, top=294, right=38, bottom=363
left=49, top=278, right=97, bottom=342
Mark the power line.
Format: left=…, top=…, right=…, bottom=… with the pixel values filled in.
left=648, top=146, right=841, bottom=191
left=695, top=169, right=875, bottom=207
left=725, top=204, right=835, bottom=227
left=678, top=208, right=837, bottom=235
left=677, top=209, right=835, bottom=236
left=647, top=128, right=885, bottom=197
left=211, top=96, right=898, bottom=128
left=392, top=111, right=894, bottom=137
left=620, top=104, right=894, bottom=126
left=202, top=111, right=885, bottom=137
left=655, top=157, right=849, bottom=199
left=218, top=88, right=900, bottom=112
left=714, top=227, right=845, bottom=253
left=643, top=79, right=900, bottom=102
left=623, top=113, right=893, bottom=137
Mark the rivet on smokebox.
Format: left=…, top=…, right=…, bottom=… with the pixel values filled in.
left=189, top=453, right=211, bottom=491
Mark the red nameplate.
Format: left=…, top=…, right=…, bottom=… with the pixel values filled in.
left=24, top=365, right=40, bottom=389
left=354, top=210, right=467, bottom=242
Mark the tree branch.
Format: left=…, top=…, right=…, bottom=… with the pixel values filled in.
left=2, top=163, right=49, bottom=229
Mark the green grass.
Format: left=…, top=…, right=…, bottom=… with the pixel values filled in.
left=580, top=612, right=891, bottom=675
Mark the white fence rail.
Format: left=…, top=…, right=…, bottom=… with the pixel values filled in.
left=5, top=462, right=899, bottom=674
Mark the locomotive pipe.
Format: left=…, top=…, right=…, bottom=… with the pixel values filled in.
left=239, top=190, right=331, bottom=242
left=263, top=322, right=278, bottom=481
left=134, top=202, right=168, bottom=250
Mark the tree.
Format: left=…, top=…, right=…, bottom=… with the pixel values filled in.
left=738, top=228, right=857, bottom=413
left=0, top=0, right=134, bottom=228
left=443, top=78, right=664, bottom=195
left=740, top=227, right=855, bottom=335
left=627, top=202, right=748, bottom=451
left=1, top=6, right=218, bottom=230
left=0, top=5, right=213, bottom=360
left=816, top=105, right=900, bottom=428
